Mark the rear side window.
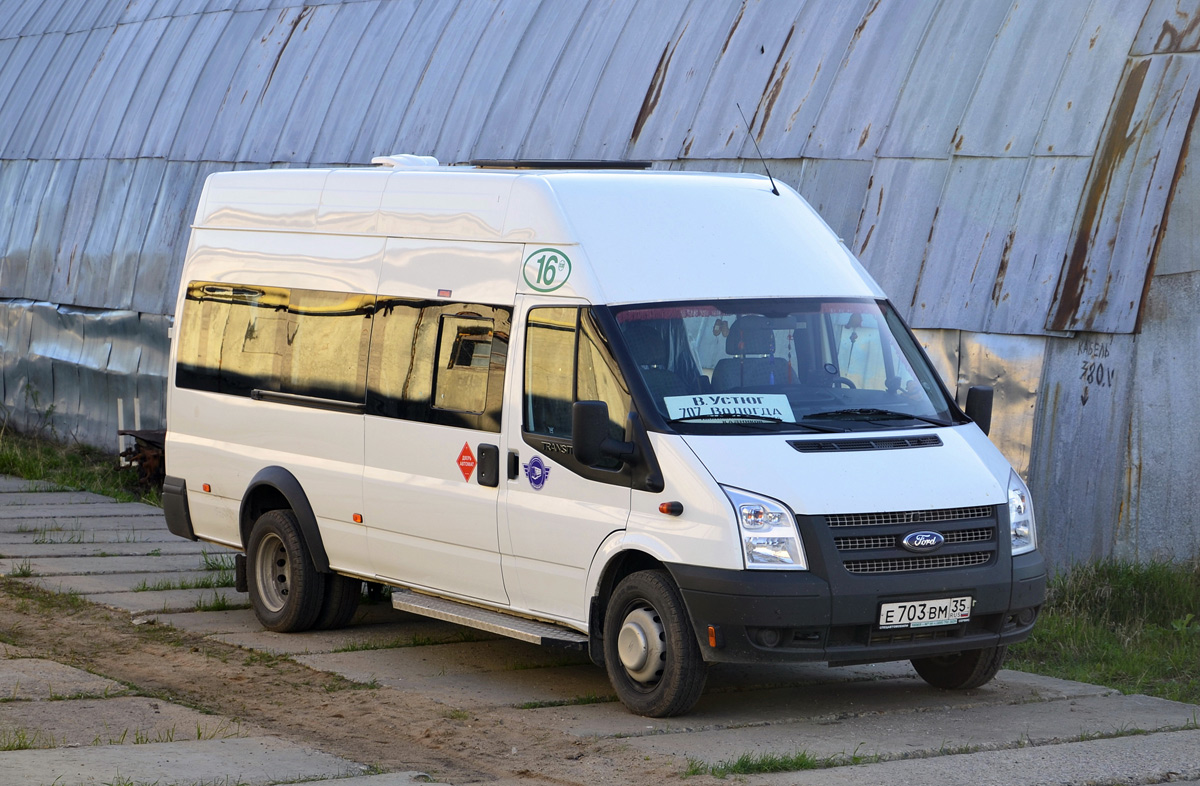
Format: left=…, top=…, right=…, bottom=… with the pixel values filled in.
left=175, top=282, right=372, bottom=403
left=367, top=299, right=511, bottom=432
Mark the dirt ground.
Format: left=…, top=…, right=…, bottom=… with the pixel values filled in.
left=0, top=580, right=687, bottom=785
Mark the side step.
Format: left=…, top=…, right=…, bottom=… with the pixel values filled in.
left=392, top=588, right=589, bottom=650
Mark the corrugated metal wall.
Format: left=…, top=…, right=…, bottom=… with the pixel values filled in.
left=0, top=0, right=1197, bottom=565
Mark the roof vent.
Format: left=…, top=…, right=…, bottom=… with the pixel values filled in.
left=371, top=154, right=440, bottom=169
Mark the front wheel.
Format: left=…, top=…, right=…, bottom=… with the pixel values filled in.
left=247, top=509, right=325, bottom=632
left=911, top=645, right=1007, bottom=690
left=603, top=570, right=707, bottom=717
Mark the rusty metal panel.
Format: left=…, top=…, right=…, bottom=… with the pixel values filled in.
left=107, top=159, right=170, bottom=310
left=162, top=9, right=263, bottom=160
left=985, top=157, right=1093, bottom=335
left=517, top=0, right=639, bottom=159
left=24, top=29, right=112, bottom=160
left=1036, top=0, right=1147, bottom=157
left=77, top=161, right=138, bottom=310
left=471, top=1, right=586, bottom=159
left=956, top=0, right=1092, bottom=157
left=1155, top=138, right=1198, bottom=274
left=54, top=24, right=140, bottom=159
left=391, top=3, right=512, bottom=161
left=622, top=0, right=744, bottom=161
left=109, top=14, right=203, bottom=158
left=0, top=32, right=67, bottom=157
left=1, top=162, right=53, bottom=302
left=314, top=0, right=420, bottom=164
left=909, top=328, right=959, bottom=397
left=434, top=0, right=543, bottom=164
left=683, top=1, right=818, bottom=160
left=237, top=5, right=341, bottom=162
left=133, top=162, right=231, bottom=315
left=196, top=6, right=328, bottom=164
left=1030, top=331, right=1136, bottom=566
left=791, top=158, right=873, bottom=245
left=805, top=1, right=936, bottom=161
left=26, top=161, right=79, bottom=305
left=345, top=0, right=459, bottom=164
left=958, top=332, right=1045, bottom=481
left=572, top=1, right=688, bottom=160
left=851, top=157, right=951, bottom=323
left=878, top=0, right=1012, bottom=158
left=49, top=159, right=108, bottom=308
left=272, top=1, right=380, bottom=164
left=1133, top=0, right=1200, bottom=53
left=912, top=157, right=1027, bottom=332
left=82, top=18, right=171, bottom=158
left=1121, top=270, right=1200, bottom=561
left=1047, top=54, right=1200, bottom=332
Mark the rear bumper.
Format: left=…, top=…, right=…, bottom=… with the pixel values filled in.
left=667, top=551, right=1046, bottom=665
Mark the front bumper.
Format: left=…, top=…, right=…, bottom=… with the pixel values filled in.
left=667, top=550, right=1046, bottom=665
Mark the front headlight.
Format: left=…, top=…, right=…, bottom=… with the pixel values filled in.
left=1008, top=469, right=1037, bottom=555
left=723, top=486, right=808, bottom=570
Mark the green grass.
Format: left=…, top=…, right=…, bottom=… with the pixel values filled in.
left=515, top=692, right=617, bottom=710
left=192, top=592, right=248, bottom=612
left=200, top=550, right=237, bottom=571
left=1009, top=559, right=1200, bottom=704
left=0, top=423, right=157, bottom=505
left=134, top=571, right=235, bottom=592
left=686, top=750, right=825, bottom=777
left=0, top=726, right=58, bottom=750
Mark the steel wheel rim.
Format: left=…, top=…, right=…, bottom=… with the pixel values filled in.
left=254, top=531, right=290, bottom=613
left=617, top=603, right=666, bottom=685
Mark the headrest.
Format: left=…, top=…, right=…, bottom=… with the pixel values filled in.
left=623, top=322, right=669, bottom=367
left=726, top=316, right=775, bottom=356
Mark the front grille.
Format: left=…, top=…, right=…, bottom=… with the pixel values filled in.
left=943, top=527, right=993, bottom=545
left=834, top=534, right=896, bottom=551
left=843, top=552, right=992, bottom=574
left=827, top=506, right=992, bottom=528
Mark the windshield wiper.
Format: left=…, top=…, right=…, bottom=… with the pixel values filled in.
left=668, top=413, right=845, bottom=433
left=802, top=408, right=952, bottom=427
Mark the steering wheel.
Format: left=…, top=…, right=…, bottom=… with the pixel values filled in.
left=830, top=376, right=856, bottom=389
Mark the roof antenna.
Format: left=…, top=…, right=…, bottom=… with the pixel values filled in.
left=736, top=103, right=779, bottom=196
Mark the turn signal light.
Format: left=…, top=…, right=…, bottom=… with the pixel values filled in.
left=201, top=483, right=211, bottom=493
left=658, top=501, right=684, bottom=516
left=353, top=513, right=363, bottom=523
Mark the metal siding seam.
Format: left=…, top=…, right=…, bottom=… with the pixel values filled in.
left=0, top=32, right=69, bottom=157
left=107, top=159, right=170, bottom=310
left=27, top=29, right=112, bottom=160
left=84, top=18, right=173, bottom=159
left=347, top=0, right=459, bottom=164
left=78, top=160, right=138, bottom=310
left=435, top=0, right=543, bottom=164
left=517, top=0, right=639, bottom=159
left=472, top=0, right=584, bottom=160
left=274, top=0, right=380, bottom=164
left=52, top=159, right=109, bottom=308
left=56, top=24, right=142, bottom=158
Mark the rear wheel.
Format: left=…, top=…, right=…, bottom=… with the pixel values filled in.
left=912, top=645, right=1007, bottom=690
left=314, top=574, right=362, bottom=630
left=603, top=570, right=707, bottom=717
left=247, top=510, right=325, bottom=632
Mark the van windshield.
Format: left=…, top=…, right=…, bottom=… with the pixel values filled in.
left=609, top=298, right=960, bottom=434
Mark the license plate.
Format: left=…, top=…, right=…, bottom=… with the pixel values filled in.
left=878, top=596, right=972, bottom=630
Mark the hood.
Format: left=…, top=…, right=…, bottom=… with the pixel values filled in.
left=680, top=425, right=1011, bottom=516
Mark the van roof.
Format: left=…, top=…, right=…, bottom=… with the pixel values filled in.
left=192, top=164, right=883, bottom=304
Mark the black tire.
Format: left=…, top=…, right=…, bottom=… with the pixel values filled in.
left=912, top=645, right=1007, bottom=690
left=314, top=574, right=362, bottom=630
left=247, top=509, right=325, bottom=633
left=603, top=570, right=707, bottom=717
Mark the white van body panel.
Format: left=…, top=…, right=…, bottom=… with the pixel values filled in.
left=682, top=427, right=1008, bottom=517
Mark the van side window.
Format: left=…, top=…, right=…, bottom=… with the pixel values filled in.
left=175, top=282, right=371, bottom=403
left=367, top=299, right=510, bottom=432
left=524, top=307, right=630, bottom=448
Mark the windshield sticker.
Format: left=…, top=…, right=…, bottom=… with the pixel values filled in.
left=522, top=248, right=572, bottom=292
left=664, top=394, right=795, bottom=422
left=523, top=456, right=551, bottom=490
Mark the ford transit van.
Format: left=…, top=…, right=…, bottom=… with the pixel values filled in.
left=163, top=156, right=1046, bottom=717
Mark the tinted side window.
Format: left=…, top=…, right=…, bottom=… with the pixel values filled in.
left=175, top=282, right=370, bottom=403
left=524, top=307, right=630, bottom=444
left=367, top=298, right=510, bottom=432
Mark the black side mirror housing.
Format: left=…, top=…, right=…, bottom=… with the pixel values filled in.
left=965, top=385, right=994, bottom=436
left=572, top=401, right=634, bottom=466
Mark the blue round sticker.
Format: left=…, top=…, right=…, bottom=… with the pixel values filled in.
left=523, top=456, right=551, bottom=490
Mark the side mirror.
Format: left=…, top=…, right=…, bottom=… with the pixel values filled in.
left=572, top=401, right=634, bottom=466
left=965, top=385, right=993, bottom=436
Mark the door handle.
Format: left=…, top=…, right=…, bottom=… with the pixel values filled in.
left=507, top=450, right=520, bottom=480
left=477, top=443, right=499, bottom=487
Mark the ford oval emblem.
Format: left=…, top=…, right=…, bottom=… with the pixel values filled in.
left=901, top=530, right=945, bottom=553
